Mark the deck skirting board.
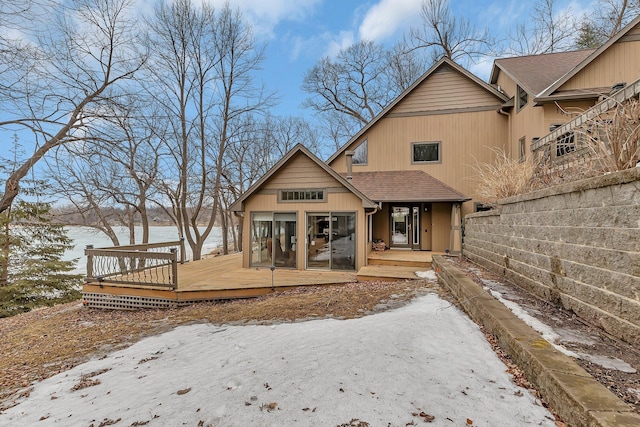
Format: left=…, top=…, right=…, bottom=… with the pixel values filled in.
left=83, top=292, right=178, bottom=310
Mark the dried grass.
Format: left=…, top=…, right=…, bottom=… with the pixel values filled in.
left=0, top=279, right=441, bottom=411
left=471, top=147, right=535, bottom=205
left=575, top=97, right=640, bottom=172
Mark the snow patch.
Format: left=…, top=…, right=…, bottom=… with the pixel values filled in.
left=487, top=288, right=578, bottom=358
left=415, top=270, right=437, bottom=280
left=577, top=353, right=638, bottom=373
left=2, top=294, right=555, bottom=427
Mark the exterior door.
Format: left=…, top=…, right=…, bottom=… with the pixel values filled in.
left=391, top=206, right=420, bottom=249
left=391, top=206, right=410, bottom=247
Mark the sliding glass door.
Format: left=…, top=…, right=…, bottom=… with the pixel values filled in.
left=306, top=212, right=356, bottom=270
left=250, top=212, right=297, bottom=268
left=307, top=214, right=330, bottom=269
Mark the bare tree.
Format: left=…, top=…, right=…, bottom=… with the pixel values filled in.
left=508, top=0, right=576, bottom=55
left=407, top=0, right=494, bottom=63
left=47, top=99, right=163, bottom=246
left=145, top=0, right=271, bottom=260
left=302, top=40, right=394, bottom=147
left=0, top=0, right=146, bottom=214
left=385, top=41, right=429, bottom=93
left=575, top=0, right=640, bottom=48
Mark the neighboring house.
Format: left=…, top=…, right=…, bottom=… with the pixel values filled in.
left=231, top=15, right=640, bottom=272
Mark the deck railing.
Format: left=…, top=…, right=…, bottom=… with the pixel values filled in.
left=85, top=239, right=186, bottom=289
left=531, top=78, right=640, bottom=174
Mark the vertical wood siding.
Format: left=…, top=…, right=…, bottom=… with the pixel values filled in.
left=330, top=110, right=508, bottom=214
left=390, top=64, right=502, bottom=114
left=559, top=31, right=640, bottom=91
left=264, top=152, right=343, bottom=190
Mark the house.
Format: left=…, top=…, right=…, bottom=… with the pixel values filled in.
left=230, top=15, right=640, bottom=273
left=492, top=14, right=640, bottom=163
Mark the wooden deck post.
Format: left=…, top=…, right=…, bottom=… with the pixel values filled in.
left=170, top=248, right=178, bottom=289
left=85, top=245, right=94, bottom=280
left=179, top=238, right=185, bottom=264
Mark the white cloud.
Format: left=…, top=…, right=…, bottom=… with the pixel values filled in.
left=325, top=30, right=356, bottom=57
left=203, top=0, right=322, bottom=38
left=468, top=56, right=496, bottom=82
left=358, top=0, right=422, bottom=42
left=482, top=0, right=529, bottom=30
left=284, top=30, right=355, bottom=62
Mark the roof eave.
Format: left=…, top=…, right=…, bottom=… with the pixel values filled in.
left=538, top=15, right=640, bottom=97
left=374, top=197, right=471, bottom=203
left=491, top=62, right=533, bottom=95
left=533, top=93, right=602, bottom=105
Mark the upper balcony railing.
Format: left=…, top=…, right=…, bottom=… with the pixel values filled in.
left=531, top=78, right=640, bottom=173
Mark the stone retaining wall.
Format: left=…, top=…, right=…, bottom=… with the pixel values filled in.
left=463, top=168, right=640, bottom=347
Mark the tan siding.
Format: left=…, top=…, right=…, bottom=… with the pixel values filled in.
left=421, top=203, right=432, bottom=250
left=495, top=72, right=517, bottom=98
left=264, top=152, right=341, bottom=190
left=243, top=192, right=366, bottom=270
left=628, top=23, right=640, bottom=36
left=390, top=64, right=501, bottom=114
left=330, top=110, right=508, bottom=206
left=372, top=204, right=390, bottom=244
left=558, top=35, right=640, bottom=91
left=431, top=203, right=451, bottom=252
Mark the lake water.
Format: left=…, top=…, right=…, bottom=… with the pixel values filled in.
left=64, top=226, right=223, bottom=274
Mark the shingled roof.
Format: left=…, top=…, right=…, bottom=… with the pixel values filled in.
left=346, top=170, right=469, bottom=203
left=490, top=49, right=595, bottom=96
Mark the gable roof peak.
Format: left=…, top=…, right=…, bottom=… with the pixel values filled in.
left=490, top=49, right=596, bottom=95
left=537, top=13, right=640, bottom=98
left=229, top=143, right=376, bottom=212
left=327, top=57, right=508, bottom=164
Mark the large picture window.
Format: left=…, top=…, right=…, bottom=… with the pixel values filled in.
left=412, top=142, right=441, bottom=163
left=250, top=212, right=297, bottom=268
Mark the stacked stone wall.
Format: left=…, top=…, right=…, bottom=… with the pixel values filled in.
left=463, top=168, right=640, bottom=346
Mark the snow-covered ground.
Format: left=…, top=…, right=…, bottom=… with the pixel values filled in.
left=2, top=293, right=555, bottom=427
left=483, top=279, right=637, bottom=374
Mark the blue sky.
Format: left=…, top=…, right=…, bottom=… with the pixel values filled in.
left=179, top=0, right=595, bottom=119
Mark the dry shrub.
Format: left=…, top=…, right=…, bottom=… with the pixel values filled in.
left=575, top=97, right=640, bottom=172
left=529, top=158, right=602, bottom=190
left=472, top=147, right=535, bottom=205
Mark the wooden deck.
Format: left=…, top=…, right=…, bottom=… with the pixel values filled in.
left=82, top=250, right=440, bottom=309
left=83, top=253, right=357, bottom=308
